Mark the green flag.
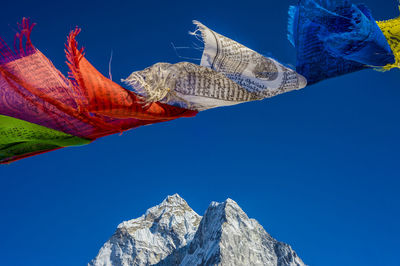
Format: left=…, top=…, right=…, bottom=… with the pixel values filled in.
left=0, top=115, right=91, bottom=163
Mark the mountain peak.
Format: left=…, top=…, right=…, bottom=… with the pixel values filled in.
left=224, top=197, right=236, bottom=204
left=159, top=193, right=188, bottom=207
left=90, top=196, right=305, bottom=266
left=91, top=195, right=201, bottom=266
left=209, top=197, right=237, bottom=207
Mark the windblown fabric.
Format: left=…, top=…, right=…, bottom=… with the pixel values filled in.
left=124, top=62, right=262, bottom=111
left=0, top=19, right=197, bottom=163
left=376, top=6, right=400, bottom=70
left=124, top=21, right=306, bottom=111
left=288, top=0, right=395, bottom=85
left=66, top=29, right=196, bottom=122
left=0, top=115, right=91, bottom=164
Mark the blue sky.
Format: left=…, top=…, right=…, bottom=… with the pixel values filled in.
left=1, top=0, right=399, bottom=265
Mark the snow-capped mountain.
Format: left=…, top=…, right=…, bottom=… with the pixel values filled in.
left=89, top=194, right=305, bottom=266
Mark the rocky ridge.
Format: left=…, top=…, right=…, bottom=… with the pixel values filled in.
left=89, top=194, right=305, bottom=266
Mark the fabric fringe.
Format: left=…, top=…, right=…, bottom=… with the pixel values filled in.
left=65, top=28, right=87, bottom=108
left=288, top=0, right=395, bottom=84
left=122, top=64, right=175, bottom=105
left=376, top=4, right=400, bottom=71
left=0, top=19, right=198, bottom=163
left=190, top=20, right=208, bottom=44
left=0, top=18, right=36, bottom=64
left=122, top=73, right=158, bottom=103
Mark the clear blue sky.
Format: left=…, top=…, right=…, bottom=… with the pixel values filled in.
left=1, top=0, right=399, bottom=265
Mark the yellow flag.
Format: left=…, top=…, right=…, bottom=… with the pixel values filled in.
left=377, top=6, right=400, bottom=70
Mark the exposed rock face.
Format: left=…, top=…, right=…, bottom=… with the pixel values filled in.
left=89, top=194, right=201, bottom=266
left=89, top=194, right=305, bottom=266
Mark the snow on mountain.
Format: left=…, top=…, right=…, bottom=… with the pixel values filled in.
left=89, top=194, right=305, bottom=266
left=89, top=194, right=201, bottom=266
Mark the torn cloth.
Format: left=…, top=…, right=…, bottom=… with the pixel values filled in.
left=288, top=0, right=395, bottom=85
left=124, top=62, right=261, bottom=111
left=0, top=19, right=197, bottom=163
left=124, top=21, right=306, bottom=111
left=376, top=5, right=400, bottom=70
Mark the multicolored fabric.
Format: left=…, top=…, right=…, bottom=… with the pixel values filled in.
left=124, top=21, right=306, bottom=111
left=0, top=115, right=91, bottom=164
left=376, top=6, right=400, bottom=70
left=0, top=19, right=197, bottom=163
left=66, top=29, right=197, bottom=122
left=3, top=8, right=397, bottom=163
left=288, top=0, right=395, bottom=84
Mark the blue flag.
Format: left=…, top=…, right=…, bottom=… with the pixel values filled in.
left=288, top=0, right=395, bottom=85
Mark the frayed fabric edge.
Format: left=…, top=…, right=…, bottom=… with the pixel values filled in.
left=375, top=4, right=400, bottom=71
left=0, top=18, right=36, bottom=65
left=190, top=20, right=209, bottom=66
left=121, top=72, right=163, bottom=104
